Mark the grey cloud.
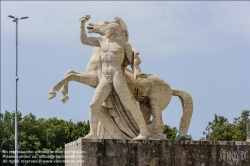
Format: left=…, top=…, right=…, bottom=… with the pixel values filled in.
left=2, top=1, right=250, bottom=57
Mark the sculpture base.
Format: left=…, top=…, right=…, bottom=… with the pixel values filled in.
left=65, top=139, right=250, bottom=166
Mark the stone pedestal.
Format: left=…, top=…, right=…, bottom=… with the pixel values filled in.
left=65, top=139, right=250, bottom=166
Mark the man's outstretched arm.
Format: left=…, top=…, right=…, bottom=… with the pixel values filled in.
left=125, top=44, right=146, bottom=79
left=132, top=47, right=142, bottom=75
left=80, top=15, right=100, bottom=47
left=129, top=46, right=147, bottom=79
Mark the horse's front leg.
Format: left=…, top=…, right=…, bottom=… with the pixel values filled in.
left=48, top=70, right=98, bottom=103
left=60, top=70, right=98, bottom=103
left=48, top=70, right=82, bottom=100
left=60, top=70, right=85, bottom=103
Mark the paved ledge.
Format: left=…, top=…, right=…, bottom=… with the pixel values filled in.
left=65, top=139, right=250, bottom=166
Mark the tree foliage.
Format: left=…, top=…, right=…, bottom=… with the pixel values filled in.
left=162, top=125, right=192, bottom=140
left=0, top=111, right=90, bottom=152
left=0, top=110, right=90, bottom=165
left=163, top=125, right=178, bottom=140
left=203, top=110, right=250, bottom=141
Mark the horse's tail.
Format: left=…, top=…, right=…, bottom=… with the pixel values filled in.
left=172, top=88, right=193, bottom=135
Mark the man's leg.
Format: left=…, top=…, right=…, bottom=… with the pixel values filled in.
left=113, top=71, right=150, bottom=140
left=84, top=77, right=112, bottom=139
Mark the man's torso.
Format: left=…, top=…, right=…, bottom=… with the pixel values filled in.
left=100, top=39, right=126, bottom=75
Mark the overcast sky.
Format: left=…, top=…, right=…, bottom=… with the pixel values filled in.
left=1, top=1, right=250, bottom=140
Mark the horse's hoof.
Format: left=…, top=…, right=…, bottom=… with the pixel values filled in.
left=48, top=91, right=56, bottom=100
left=61, top=96, right=69, bottom=104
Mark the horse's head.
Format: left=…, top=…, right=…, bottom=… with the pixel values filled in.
left=86, top=20, right=111, bottom=35
left=87, top=17, right=128, bottom=41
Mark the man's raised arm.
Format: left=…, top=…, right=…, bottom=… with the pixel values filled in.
left=80, top=15, right=100, bottom=47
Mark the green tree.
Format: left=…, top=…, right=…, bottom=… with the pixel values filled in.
left=0, top=111, right=91, bottom=166
left=0, top=111, right=20, bottom=152
left=163, top=125, right=178, bottom=140
left=162, top=124, right=192, bottom=140
left=231, top=110, right=250, bottom=141
left=203, top=110, right=250, bottom=141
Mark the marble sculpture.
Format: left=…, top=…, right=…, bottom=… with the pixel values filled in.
left=48, top=15, right=193, bottom=140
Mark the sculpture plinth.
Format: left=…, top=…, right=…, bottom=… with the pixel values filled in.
left=65, top=139, right=250, bottom=166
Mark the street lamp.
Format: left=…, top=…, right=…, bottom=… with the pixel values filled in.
left=247, top=116, right=250, bottom=142
left=8, top=15, right=28, bottom=166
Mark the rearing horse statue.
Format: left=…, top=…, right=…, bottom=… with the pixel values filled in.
left=48, top=16, right=193, bottom=140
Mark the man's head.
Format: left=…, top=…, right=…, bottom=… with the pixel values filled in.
left=105, top=22, right=122, bottom=38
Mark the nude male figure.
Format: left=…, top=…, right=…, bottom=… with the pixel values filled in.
left=80, top=15, right=150, bottom=140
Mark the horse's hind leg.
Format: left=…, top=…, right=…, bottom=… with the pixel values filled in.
left=146, top=99, right=167, bottom=139
left=148, top=99, right=164, bottom=129
left=139, top=100, right=151, bottom=125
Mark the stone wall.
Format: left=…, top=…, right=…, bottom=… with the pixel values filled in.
left=65, top=139, right=250, bottom=166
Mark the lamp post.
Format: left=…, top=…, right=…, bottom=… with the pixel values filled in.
left=8, top=15, right=28, bottom=166
left=247, top=117, right=250, bottom=142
